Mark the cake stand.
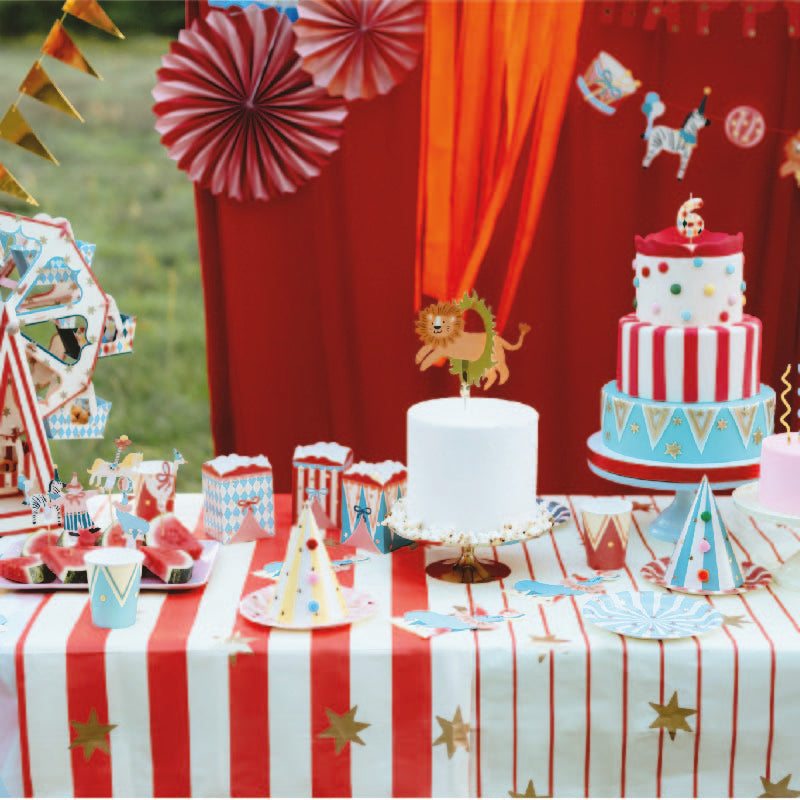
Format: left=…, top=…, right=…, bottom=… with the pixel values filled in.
left=382, top=498, right=554, bottom=584
left=587, top=432, right=760, bottom=543
left=732, top=481, right=800, bottom=591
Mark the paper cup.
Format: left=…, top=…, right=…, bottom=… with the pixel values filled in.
left=85, top=548, right=144, bottom=629
left=580, top=498, right=632, bottom=570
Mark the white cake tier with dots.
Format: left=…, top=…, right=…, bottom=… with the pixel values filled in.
left=632, top=229, right=745, bottom=327
left=617, top=314, right=762, bottom=402
left=406, top=397, right=538, bottom=535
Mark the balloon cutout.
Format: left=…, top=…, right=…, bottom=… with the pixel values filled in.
left=152, top=5, right=348, bottom=202
left=294, top=0, right=424, bottom=101
left=724, top=105, right=765, bottom=148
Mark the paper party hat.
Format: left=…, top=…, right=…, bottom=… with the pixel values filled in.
left=268, top=500, right=349, bottom=627
left=663, top=476, right=744, bottom=592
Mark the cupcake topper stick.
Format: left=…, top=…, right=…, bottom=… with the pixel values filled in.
left=780, top=364, right=792, bottom=444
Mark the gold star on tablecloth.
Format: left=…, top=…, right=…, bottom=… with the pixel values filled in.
left=69, top=708, right=116, bottom=761
left=530, top=633, right=570, bottom=662
left=665, top=442, right=682, bottom=460
left=717, top=419, right=728, bottom=430
left=433, top=706, right=470, bottom=758
left=753, top=428, right=764, bottom=445
left=760, top=774, right=800, bottom=797
left=509, top=779, right=549, bottom=797
left=214, top=631, right=257, bottom=664
left=318, top=705, right=370, bottom=754
left=722, top=614, right=751, bottom=628
left=649, top=691, right=696, bottom=740
left=630, top=422, right=640, bottom=434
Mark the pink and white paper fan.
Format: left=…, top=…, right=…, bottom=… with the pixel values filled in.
left=152, top=5, right=347, bottom=202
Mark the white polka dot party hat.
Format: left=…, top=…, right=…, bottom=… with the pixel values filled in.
left=268, top=500, right=349, bottom=627
left=663, top=476, right=744, bottom=593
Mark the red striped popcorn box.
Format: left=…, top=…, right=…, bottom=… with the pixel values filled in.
left=340, top=461, right=411, bottom=553
left=202, top=455, right=275, bottom=544
left=291, top=442, right=353, bottom=528
left=134, top=460, right=178, bottom=521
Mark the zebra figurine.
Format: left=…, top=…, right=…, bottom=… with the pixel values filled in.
left=641, top=88, right=711, bottom=180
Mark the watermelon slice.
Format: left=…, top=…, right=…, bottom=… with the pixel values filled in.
left=99, top=523, right=128, bottom=548
left=141, top=546, right=194, bottom=584
left=0, top=555, right=55, bottom=584
left=146, top=514, right=203, bottom=559
left=40, top=545, right=94, bottom=583
left=21, top=529, right=63, bottom=556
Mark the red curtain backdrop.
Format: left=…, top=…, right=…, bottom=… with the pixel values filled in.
left=187, top=0, right=800, bottom=495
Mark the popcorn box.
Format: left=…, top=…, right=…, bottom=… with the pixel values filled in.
left=202, top=454, right=275, bottom=544
left=134, top=459, right=178, bottom=521
left=340, top=461, right=412, bottom=553
left=291, top=442, right=353, bottom=528
left=43, top=396, right=111, bottom=439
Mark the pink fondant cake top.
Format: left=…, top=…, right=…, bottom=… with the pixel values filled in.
left=635, top=227, right=743, bottom=258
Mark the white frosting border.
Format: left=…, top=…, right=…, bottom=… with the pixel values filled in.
left=381, top=496, right=554, bottom=546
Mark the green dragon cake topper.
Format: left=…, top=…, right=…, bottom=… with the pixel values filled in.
left=414, top=291, right=530, bottom=393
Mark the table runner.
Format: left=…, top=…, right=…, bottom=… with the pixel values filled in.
left=1, top=493, right=799, bottom=798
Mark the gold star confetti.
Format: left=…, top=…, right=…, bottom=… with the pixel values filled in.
left=722, top=614, right=750, bottom=628
left=753, top=428, right=764, bottom=445
left=2, top=407, right=10, bottom=417
left=530, top=633, right=570, bottom=645
left=433, top=706, right=470, bottom=758
left=318, top=705, right=370, bottom=754
left=665, top=442, right=682, bottom=460
left=69, top=708, right=116, bottom=761
left=760, top=774, right=800, bottom=797
left=509, top=779, right=549, bottom=797
left=649, top=691, right=696, bottom=740
left=213, top=631, right=257, bottom=664
left=630, top=422, right=640, bottom=434
left=673, top=416, right=683, bottom=425
left=717, top=419, right=728, bottom=430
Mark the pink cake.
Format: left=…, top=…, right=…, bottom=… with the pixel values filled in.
left=758, top=434, right=800, bottom=515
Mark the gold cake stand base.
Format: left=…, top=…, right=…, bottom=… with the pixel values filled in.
left=425, top=545, right=511, bottom=584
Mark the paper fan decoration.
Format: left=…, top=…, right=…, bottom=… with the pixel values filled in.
left=294, top=0, right=424, bottom=101
left=152, top=5, right=347, bottom=202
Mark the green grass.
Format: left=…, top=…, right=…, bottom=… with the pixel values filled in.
left=1, top=34, right=211, bottom=491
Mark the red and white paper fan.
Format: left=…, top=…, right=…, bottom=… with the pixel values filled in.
left=152, top=5, right=347, bottom=202
left=294, top=0, right=424, bottom=101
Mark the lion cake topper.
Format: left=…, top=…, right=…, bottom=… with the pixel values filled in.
left=414, top=292, right=530, bottom=398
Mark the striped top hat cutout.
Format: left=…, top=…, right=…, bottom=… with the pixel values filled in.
left=664, top=476, right=744, bottom=592
left=268, top=500, right=349, bottom=628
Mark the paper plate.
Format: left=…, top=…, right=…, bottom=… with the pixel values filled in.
left=582, top=590, right=723, bottom=640
left=732, top=481, right=800, bottom=527
left=640, top=556, right=771, bottom=595
left=239, top=584, right=377, bottom=630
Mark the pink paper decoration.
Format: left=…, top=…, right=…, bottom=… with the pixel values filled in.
left=152, top=5, right=348, bottom=202
left=724, top=105, right=766, bottom=149
left=294, top=0, right=424, bottom=101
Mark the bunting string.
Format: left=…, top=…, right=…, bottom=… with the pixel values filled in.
left=0, top=0, right=124, bottom=206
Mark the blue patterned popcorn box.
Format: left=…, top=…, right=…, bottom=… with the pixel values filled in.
left=202, top=454, right=275, bottom=544
left=43, top=396, right=111, bottom=440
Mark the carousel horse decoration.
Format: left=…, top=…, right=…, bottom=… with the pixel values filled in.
left=641, top=87, right=711, bottom=180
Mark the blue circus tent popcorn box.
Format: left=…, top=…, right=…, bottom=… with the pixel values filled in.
left=44, top=394, right=111, bottom=439
left=202, top=454, right=275, bottom=544
left=663, top=476, right=744, bottom=593
left=291, top=442, right=353, bottom=529
left=340, top=461, right=412, bottom=554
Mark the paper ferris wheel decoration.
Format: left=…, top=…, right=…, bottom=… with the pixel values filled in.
left=152, top=5, right=348, bottom=203
left=294, top=0, right=425, bottom=101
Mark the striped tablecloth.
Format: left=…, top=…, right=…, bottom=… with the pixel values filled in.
left=1, top=493, right=799, bottom=798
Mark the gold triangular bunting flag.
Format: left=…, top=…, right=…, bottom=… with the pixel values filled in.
left=62, top=0, right=124, bottom=39
left=18, top=62, right=83, bottom=121
left=0, top=162, right=37, bottom=206
left=41, top=20, right=101, bottom=79
left=765, top=395, right=775, bottom=431
left=686, top=408, right=719, bottom=454
left=0, top=105, right=58, bottom=164
left=732, top=404, right=758, bottom=447
left=644, top=405, right=674, bottom=448
left=612, top=397, right=634, bottom=441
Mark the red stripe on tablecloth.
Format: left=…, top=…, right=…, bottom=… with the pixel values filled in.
left=683, top=328, right=699, bottom=402
left=713, top=326, right=730, bottom=402
left=628, top=323, right=646, bottom=397
left=741, top=323, right=755, bottom=398
left=15, top=595, right=52, bottom=798
left=391, top=544, right=432, bottom=797
left=652, top=327, right=667, bottom=401
left=311, top=547, right=353, bottom=798
left=65, top=603, right=113, bottom=797
left=147, top=512, right=207, bottom=798
left=748, top=516, right=784, bottom=565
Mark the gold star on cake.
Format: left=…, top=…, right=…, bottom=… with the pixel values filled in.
left=665, top=442, right=682, bottom=460
left=759, top=774, right=800, bottom=798
left=630, top=422, right=640, bottom=434
left=753, top=428, right=764, bottom=445
left=673, top=416, right=683, bottom=425
left=606, top=401, right=612, bottom=413
left=69, top=708, right=117, bottom=761
left=722, top=614, right=750, bottom=628
left=433, top=706, right=470, bottom=758
left=717, top=419, right=728, bottom=430
left=318, top=705, right=370, bottom=754
left=649, top=691, right=696, bottom=740
left=509, top=779, right=549, bottom=797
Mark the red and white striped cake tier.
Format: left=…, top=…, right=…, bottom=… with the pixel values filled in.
left=616, top=313, right=762, bottom=403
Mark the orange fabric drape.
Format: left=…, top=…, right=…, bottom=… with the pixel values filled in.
left=415, top=0, right=584, bottom=330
